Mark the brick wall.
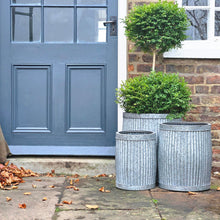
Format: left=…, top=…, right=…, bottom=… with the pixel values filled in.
left=127, top=0, right=220, bottom=168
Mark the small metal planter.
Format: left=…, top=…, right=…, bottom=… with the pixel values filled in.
left=158, top=122, right=212, bottom=191
left=116, top=131, right=157, bottom=190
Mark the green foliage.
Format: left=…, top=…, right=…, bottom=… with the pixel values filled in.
left=123, top=0, right=189, bottom=54
left=116, top=72, right=192, bottom=119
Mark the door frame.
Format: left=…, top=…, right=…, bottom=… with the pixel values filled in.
left=118, top=0, right=127, bottom=131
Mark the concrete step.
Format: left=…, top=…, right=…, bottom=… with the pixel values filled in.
left=8, top=156, right=115, bottom=176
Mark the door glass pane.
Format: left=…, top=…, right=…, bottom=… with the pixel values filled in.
left=77, top=8, right=106, bottom=42
left=77, top=0, right=106, bottom=5
left=12, top=7, right=41, bottom=42
left=215, top=12, right=220, bottom=36
left=11, top=0, right=41, bottom=4
left=182, top=0, right=208, bottom=6
left=44, top=0, right=74, bottom=5
left=216, top=1, right=220, bottom=7
left=185, top=10, right=208, bottom=40
left=44, top=8, right=74, bottom=42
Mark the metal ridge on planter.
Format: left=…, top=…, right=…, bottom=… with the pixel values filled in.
left=123, top=112, right=169, bottom=119
left=116, top=131, right=156, bottom=141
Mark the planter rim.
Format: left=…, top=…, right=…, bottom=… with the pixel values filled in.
left=116, top=130, right=156, bottom=140
left=123, top=112, right=169, bottom=119
left=160, top=122, right=211, bottom=131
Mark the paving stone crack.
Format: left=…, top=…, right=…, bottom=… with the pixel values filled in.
left=149, top=190, right=164, bottom=220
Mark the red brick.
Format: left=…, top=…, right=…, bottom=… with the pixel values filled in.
left=207, top=75, right=220, bottom=84
left=200, top=115, right=220, bottom=122
left=128, top=73, right=143, bottom=79
left=155, top=65, right=164, bottom=72
left=187, top=85, right=195, bottom=94
left=213, top=149, right=220, bottom=154
left=129, top=54, right=140, bottom=62
left=185, top=114, right=199, bottom=121
left=137, top=64, right=152, bottom=72
left=209, top=107, right=220, bottom=113
left=166, top=65, right=194, bottom=73
left=184, top=76, right=204, bottom=84
left=142, top=54, right=153, bottom=63
left=128, top=64, right=134, bottom=72
left=195, top=86, right=209, bottom=94
left=212, top=123, right=220, bottom=130
left=211, top=86, right=220, bottom=94
left=196, top=65, right=220, bottom=73
left=212, top=131, right=220, bottom=139
left=191, top=96, right=200, bottom=105
left=212, top=140, right=220, bottom=146
left=189, top=106, right=207, bottom=114
left=200, top=96, right=220, bottom=104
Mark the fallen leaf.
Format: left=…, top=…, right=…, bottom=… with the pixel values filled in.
left=217, top=187, right=220, bottom=191
left=51, top=170, right=55, bottom=174
left=35, top=179, right=42, bottom=182
left=19, top=203, right=26, bottom=209
left=62, top=200, right=72, bottom=205
left=12, top=186, right=18, bottom=189
left=188, top=191, right=198, bottom=195
left=99, top=187, right=105, bottom=192
left=5, top=161, right=9, bottom=166
left=70, top=179, right=73, bottom=185
left=72, top=174, right=80, bottom=178
left=85, top=204, right=99, bottom=210
left=73, top=186, right=79, bottom=191
left=84, top=175, right=88, bottom=178
left=74, top=179, right=80, bottom=183
left=32, top=184, right=37, bottom=188
left=55, top=203, right=63, bottom=206
left=24, top=192, right=31, bottom=195
left=6, top=197, right=12, bottom=202
left=49, top=185, right=55, bottom=188
left=105, top=190, right=111, bottom=193
left=42, top=197, right=47, bottom=201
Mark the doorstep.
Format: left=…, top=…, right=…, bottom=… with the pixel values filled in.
left=8, top=156, right=115, bottom=176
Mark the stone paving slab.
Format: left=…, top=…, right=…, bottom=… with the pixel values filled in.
left=150, top=188, right=220, bottom=220
left=55, top=209, right=161, bottom=220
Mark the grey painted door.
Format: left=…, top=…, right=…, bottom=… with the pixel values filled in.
left=0, top=0, right=117, bottom=155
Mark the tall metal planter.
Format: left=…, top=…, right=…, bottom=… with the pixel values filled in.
left=116, top=131, right=156, bottom=190
left=123, top=113, right=179, bottom=143
left=158, top=122, right=212, bottom=191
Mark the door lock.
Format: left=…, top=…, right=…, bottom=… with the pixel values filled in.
left=103, top=16, right=117, bottom=36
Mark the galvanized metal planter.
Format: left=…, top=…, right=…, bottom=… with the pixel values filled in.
left=122, top=113, right=179, bottom=143
left=158, top=122, right=212, bottom=191
left=116, top=131, right=157, bottom=190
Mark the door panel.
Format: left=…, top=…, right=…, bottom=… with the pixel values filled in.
left=0, top=0, right=117, bottom=155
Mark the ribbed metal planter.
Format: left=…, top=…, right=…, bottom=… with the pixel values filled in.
left=122, top=113, right=179, bottom=143
left=116, top=131, right=157, bottom=190
left=158, top=122, right=212, bottom=191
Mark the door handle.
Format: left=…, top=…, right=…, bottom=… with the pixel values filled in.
left=103, top=16, right=117, bottom=36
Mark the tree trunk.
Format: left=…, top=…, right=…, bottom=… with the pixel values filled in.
left=152, top=50, right=156, bottom=71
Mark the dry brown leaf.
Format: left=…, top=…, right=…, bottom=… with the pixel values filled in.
left=99, top=187, right=105, bottom=192
left=73, top=186, right=79, bottom=191
left=49, top=185, right=55, bottom=188
left=84, top=175, right=88, bottom=178
left=6, top=197, right=12, bottom=202
left=55, top=203, right=63, bottom=206
left=24, top=192, right=31, bottom=195
left=66, top=186, right=74, bottom=189
left=51, top=170, right=55, bottom=174
left=86, top=204, right=99, bottom=210
left=12, top=186, right=18, bottom=189
left=19, top=203, right=26, bottom=209
left=217, top=187, right=220, bottom=191
left=74, top=179, right=80, bottom=183
left=42, top=197, right=47, bottom=201
left=35, top=179, right=42, bottom=182
left=72, top=174, right=80, bottom=178
left=5, top=161, right=9, bottom=166
left=188, top=191, right=198, bottom=195
left=62, top=200, right=72, bottom=205
left=105, top=190, right=111, bottom=193
left=70, top=179, right=73, bottom=185
left=32, top=184, right=37, bottom=188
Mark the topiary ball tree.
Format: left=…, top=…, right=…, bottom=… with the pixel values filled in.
left=124, top=0, right=189, bottom=71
